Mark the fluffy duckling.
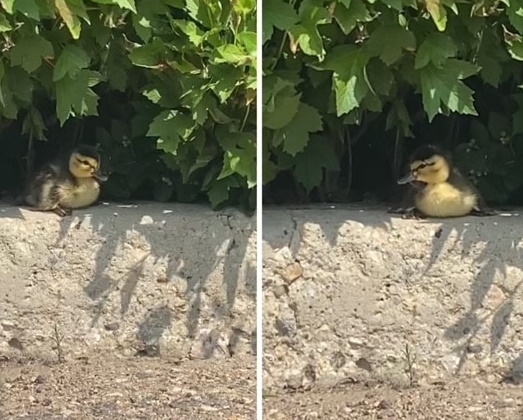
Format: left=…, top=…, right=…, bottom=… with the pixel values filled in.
left=389, top=144, right=494, bottom=218
left=22, top=144, right=108, bottom=217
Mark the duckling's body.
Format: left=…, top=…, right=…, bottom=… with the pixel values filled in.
left=22, top=145, right=108, bottom=217
left=389, top=145, right=493, bottom=218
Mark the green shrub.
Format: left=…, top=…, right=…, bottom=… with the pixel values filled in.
left=263, top=0, right=523, bottom=206
left=0, top=0, right=256, bottom=212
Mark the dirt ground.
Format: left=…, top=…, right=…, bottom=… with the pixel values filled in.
left=264, top=379, right=523, bottom=420
left=0, top=353, right=256, bottom=419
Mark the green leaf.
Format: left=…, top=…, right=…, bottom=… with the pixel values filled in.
left=425, top=0, right=447, bottom=31
left=273, top=102, right=323, bottom=156
left=503, top=28, right=523, bottom=61
left=54, top=0, right=86, bottom=39
left=90, top=0, right=137, bottom=12
left=414, top=33, right=457, bottom=69
left=146, top=110, right=195, bottom=154
left=477, top=30, right=508, bottom=87
left=238, top=31, right=256, bottom=57
left=287, top=0, right=331, bottom=58
left=0, top=0, right=14, bottom=13
left=186, top=0, right=221, bottom=28
left=367, top=23, right=416, bottom=66
left=0, top=62, right=17, bottom=119
left=128, top=38, right=168, bottom=68
left=216, top=128, right=256, bottom=187
left=55, top=70, right=101, bottom=126
left=172, top=19, right=205, bottom=47
left=0, top=13, right=11, bottom=31
left=418, top=59, right=479, bottom=122
left=53, top=45, right=90, bottom=81
left=293, top=136, right=339, bottom=192
left=333, top=0, right=371, bottom=36
left=9, top=34, right=54, bottom=73
left=207, top=177, right=235, bottom=208
left=14, top=0, right=39, bottom=20
left=209, top=64, right=242, bottom=103
left=132, top=13, right=152, bottom=43
left=21, top=107, right=46, bottom=141
left=321, top=45, right=370, bottom=116
left=233, top=0, right=255, bottom=15
left=386, top=99, right=414, bottom=137
left=6, top=66, right=32, bottom=103
left=263, top=0, right=298, bottom=43
left=263, top=93, right=301, bottom=130
left=211, top=44, right=249, bottom=65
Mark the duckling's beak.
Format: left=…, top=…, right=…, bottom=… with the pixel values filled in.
left=93, top=169, right=109, bottom=182
left=397, top=172, right=415, bottom=185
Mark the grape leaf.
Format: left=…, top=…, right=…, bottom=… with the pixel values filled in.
left=425, top=0, right=447, bottom=31
left=6, top=66, right=32, bottom=103
left=54, top=0, right=86, bottom=39
left=55, top=70, right=100, bottom=126
left=0, top=13, right=11, bottom=31
left=128, top=38, right=168, bottom=68
left=418, top=59, right=479, bottom=122
left=14, top=0, right=39, bottom=20
left=146, top=110, right=195, bottom=153
left=293, top=135, right=339, bottom=192
left=209, top=64, right=242, bottom=103
left=211, top=44, right=249, bottom=66
left=273, top=102, right=323, bottom=156
left=367, top=23, right=415, bottom=66
left=321, top=45, right=370, bottom=115
left=0, top=0, right=14, bottom=13
left=90, top=0, right=136, bottom=12
left=477, top=30, right=508, bottom=87
left=53, top=45, right=91, bottom=81
left=207, top=176, right=237, bottom=208
left=216, top=128, right=256, bottom=187
left=263, top=92, right=301, bottom=129
left=288, top=0, right=331, bottom=58
left=333, top=0, right=371, bottom=36
left=9, top=34, right=54, bottom=73
left=263, top=0, right=298, bottom=43
left=415, top=32, right=457, bottom=69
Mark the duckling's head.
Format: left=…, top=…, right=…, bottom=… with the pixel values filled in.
left=397, top=145, right=450, bottom=185
left=69, top=145, right=108, bottom=182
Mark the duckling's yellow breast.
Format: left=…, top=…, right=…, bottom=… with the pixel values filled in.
left=415, top=182, right=477, bottom=218
left=59, top=179, right=101, bottom=209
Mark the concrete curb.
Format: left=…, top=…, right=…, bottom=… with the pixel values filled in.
left=262, top=205, right=523, bottom=391
left=0, top=202, right=256, bottom=362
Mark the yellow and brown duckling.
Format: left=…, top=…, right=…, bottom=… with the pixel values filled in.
left=22, top=144, right=108, bottom=217
left=388, top=144, right=495, bottom=219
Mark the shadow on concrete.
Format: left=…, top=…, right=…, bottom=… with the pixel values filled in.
left=0, top=201, right=255, bottom=358
left=262, top=203, right=523, bottom=379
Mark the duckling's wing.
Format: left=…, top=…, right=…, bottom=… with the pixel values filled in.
left=23, top=163, right=66, bottom=209
left=448, top=167, right=496, bottom=216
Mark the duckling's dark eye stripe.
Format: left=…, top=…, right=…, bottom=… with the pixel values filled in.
left=76, top=157, right=94, bottom=168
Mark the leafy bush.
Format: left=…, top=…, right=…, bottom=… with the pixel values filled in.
left=0, top=0, right=256, bottom=212
left=263, top=0, right=523, bottom=206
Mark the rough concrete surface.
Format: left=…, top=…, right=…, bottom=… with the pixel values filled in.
left=263, top=205, right=523, bottom=417
left=0, top=202, right=256, bottom=418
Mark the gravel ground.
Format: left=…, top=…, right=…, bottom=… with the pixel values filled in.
left=0, top=354, right=256, bottom=419
left=264, top=379, right=523, bottom=419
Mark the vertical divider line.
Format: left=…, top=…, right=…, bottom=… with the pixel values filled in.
left=256, top=0, right=264, bottom=418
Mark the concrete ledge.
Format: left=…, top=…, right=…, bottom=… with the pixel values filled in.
left=262, top=205, right=523, bottom=391
left=0, top=202, right=256, bottom=361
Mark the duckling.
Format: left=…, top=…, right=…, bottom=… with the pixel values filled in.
left=388, top=144, right=494, bottom=218
left=22, top=144, right=108, bottom=217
